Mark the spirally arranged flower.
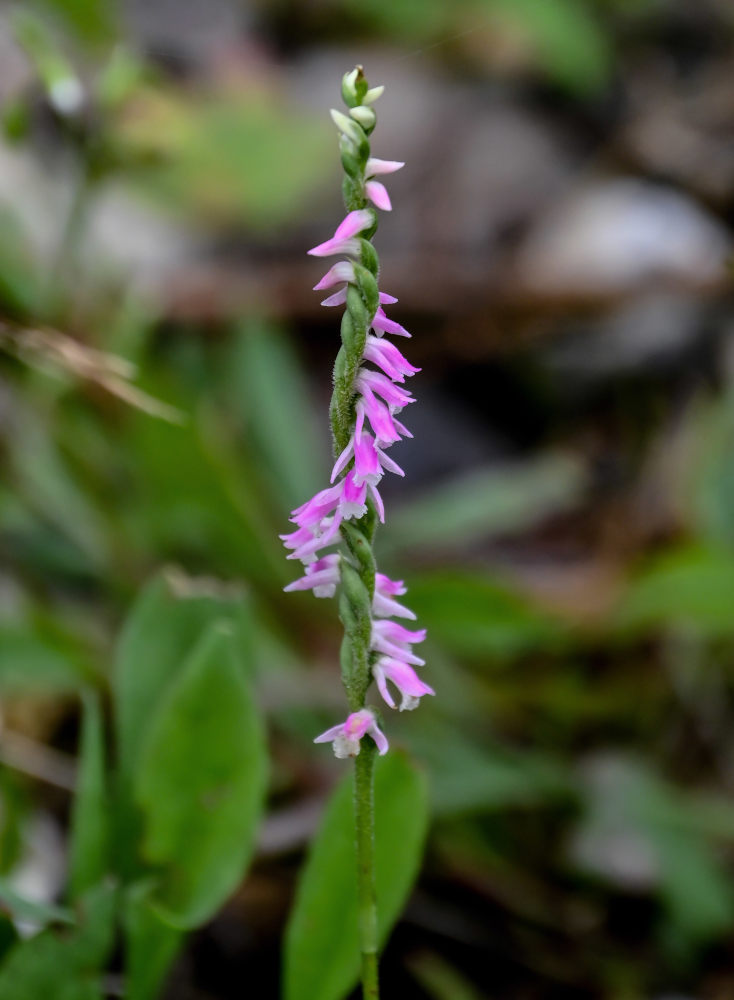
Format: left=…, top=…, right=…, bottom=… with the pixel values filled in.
left=281, top=66, right=434, bottom=759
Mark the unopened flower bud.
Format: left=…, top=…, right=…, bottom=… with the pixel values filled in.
left=330, top=108, right=363, bottom=144
left=341, top=67, right=360, bottom=106
left=363, top=85, right=385, bottom=104
left=350, top=105, right=376, bottom=130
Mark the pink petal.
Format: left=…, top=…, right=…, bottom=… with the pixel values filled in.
left=344, top=709, right=374, bottom=739
left=374, top=666, right=396, bottom=708
left=369, top=483, right=385, bottom=523
left=331, top=438, right=354, bottom=482
left=314, top=723, right=346, bottom=744
left=375, top=574, right=407, bottom=597
left=334, top=208, right=374, bottom=239
left=377, top=447, right=404, bottom=477
left=369, top=719, right=389, bottom=755
left=372, top=591, right=417, bottom=619
left=372, top=307, right=410, bottom=338
left=353, top=432, right=383, bottom=486
left=307, top=236, right=361, bottom=258
left=366, top=158, right=405, bottom=176
left=357, top=370, right=415, bottom=410
left=321, top=288, right=347, bottom=307
left=365, top=180, right=392, bottom=211
left=380, top=657, right=434, bottom=698
left=313, top=261, right=355, bottom=291
left=371, top=633, right=425, bottom=666
left=376, top=621, right=427, bottom=644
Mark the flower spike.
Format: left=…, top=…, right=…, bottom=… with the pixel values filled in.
left=280, top=66, right=431, bottom=763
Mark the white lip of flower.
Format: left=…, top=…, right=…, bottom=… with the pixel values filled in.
left=332, top=734, right=361, bottom=758
left=340, top=498, right=367, bottom=519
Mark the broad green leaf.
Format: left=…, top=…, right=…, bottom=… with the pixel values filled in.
left=406, top=570, right=567, bottom=661
left=123, top=883, right=184, bottom=1000
left=135, top=623, right=267, bottom=927
left=113, top=571, right=252, bottom=878
left=227, top=322, right=325, bottom=509
left=616, top=545, right=734, bottom=637
left=114, top=571, right=251, bottom=785
left=284, top=752, right=428, bottom=1000
left=385, top=455, right=585, bottom=553
left=68, top=693, right=108, bottom=900
left=0, top=882, right=115, bottom=1000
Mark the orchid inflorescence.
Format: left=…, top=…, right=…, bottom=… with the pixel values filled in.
left=281, top=66, right=434, bottom=759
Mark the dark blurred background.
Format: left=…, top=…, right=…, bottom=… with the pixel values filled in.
left=2, top=0, right=734, bottom=997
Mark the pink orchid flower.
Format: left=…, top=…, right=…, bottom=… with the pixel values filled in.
left=314, top=708, right=389, bottom=758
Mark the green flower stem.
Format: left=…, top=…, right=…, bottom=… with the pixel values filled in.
left=328, top=66, right=383, bottom=1000
left=354, top=743, right=379, bottom=1000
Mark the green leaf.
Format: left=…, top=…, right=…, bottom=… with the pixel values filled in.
left=8, top=405, right=111, bottom=571
left=385, top=454, right=585, bottom=554
left=121, top=90, right=332, bottom=229
left=488, top=0, right=613, bottom=94
left=411, top=726, right=569, bottom=816
left=0, top=882, right=116, bottom=1000
left=123, top=883, right=184, bottom=1000
left=118, top=403, right=287, bottom=588
left=114, top=571, right=250, bottom=788
left=616, top=545, right=734, bottom=637
left=0, top=880, right=74, bottom=928
left=227, top=322, right=325, bottom=509
left=0, top=629, right=88, bottom=695
left=574, top=757, right=734, bottom=950
left=68, top=693, right=108, bottom=900
left=407, top=570, right=567, bottom=661
left=135, top=623, right=267, bottom=927
left=113, top=571, right=252, bottom=878
left=32, top=0, right=116, bottom=46
left=284, top=752, right=428, bottom=1000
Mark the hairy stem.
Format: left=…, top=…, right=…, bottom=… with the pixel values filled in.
left=354, top=744, right=379, bottom=999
